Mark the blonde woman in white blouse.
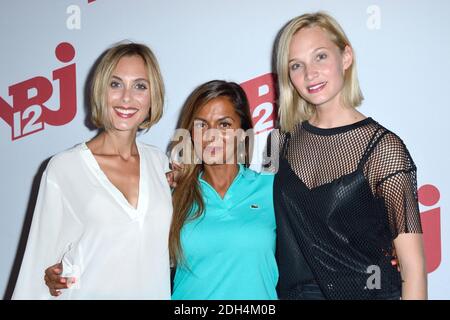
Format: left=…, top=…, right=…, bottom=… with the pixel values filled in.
left=12, top=43, right=173, bottom=300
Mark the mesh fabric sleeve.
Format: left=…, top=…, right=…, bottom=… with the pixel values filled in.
left=368, top=132, right=423, bottom=239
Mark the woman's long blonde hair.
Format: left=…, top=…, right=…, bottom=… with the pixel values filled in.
left=276, top=12, right=364, bottom=132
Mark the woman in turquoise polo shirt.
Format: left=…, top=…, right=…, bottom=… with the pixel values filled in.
left=42, top=80, right=278, bottom=299
left=169, top=80, right=278, bottom=300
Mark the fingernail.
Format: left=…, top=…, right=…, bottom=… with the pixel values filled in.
left=60, top=278, right=66, bottom=283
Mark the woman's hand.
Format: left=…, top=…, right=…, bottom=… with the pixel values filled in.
left=44, top=263, right=76, bottom=297
left=166, top=171, right=177, bottom=188
left=391, top=248, right=401, bottom=272
left=165, top=162, right=183, bottom=188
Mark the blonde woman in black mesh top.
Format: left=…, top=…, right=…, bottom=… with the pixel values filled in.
left=266, top=12, right=427, bottom=299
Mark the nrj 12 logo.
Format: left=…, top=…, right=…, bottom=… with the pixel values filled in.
left=0, top=42, right=77, bottom=140
left=419, top=184, right=442, bottom=273
left=240, top=73, right=277, bottom=135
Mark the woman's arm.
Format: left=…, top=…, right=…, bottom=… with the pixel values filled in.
left=12, top=169, right=66, bottom=299
left=371, top=132, right=427, bottom=300
left=12, top=158, right=83, bottom=299
left=393, top=233, right=427, bottom=300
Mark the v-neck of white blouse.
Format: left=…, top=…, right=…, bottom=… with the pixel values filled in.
left=79, top=142, right=149, bottom=219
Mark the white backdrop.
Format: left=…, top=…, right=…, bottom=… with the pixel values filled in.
left=0, top=0, right=447, bottom=299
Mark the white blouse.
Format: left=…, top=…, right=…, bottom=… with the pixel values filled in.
left=12, top=141, right=173, bottom=300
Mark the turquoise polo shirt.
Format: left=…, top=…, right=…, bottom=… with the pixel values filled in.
left=172, top=165, right=278, bottom=300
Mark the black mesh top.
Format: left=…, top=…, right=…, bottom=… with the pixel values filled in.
left=265, top=117, right=422, bottom=300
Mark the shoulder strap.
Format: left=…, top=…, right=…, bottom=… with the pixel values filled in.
left=357, top=127, right=389, bottom=169
left=281, top=131, right=291, bottom=158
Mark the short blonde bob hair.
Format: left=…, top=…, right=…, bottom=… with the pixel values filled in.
left=276, top=12, right=364, bottom=132
left=90, top=42, right=165, bottom=129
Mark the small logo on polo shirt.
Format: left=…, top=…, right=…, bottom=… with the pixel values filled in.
left=250, top=204, right=259, bottom=209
